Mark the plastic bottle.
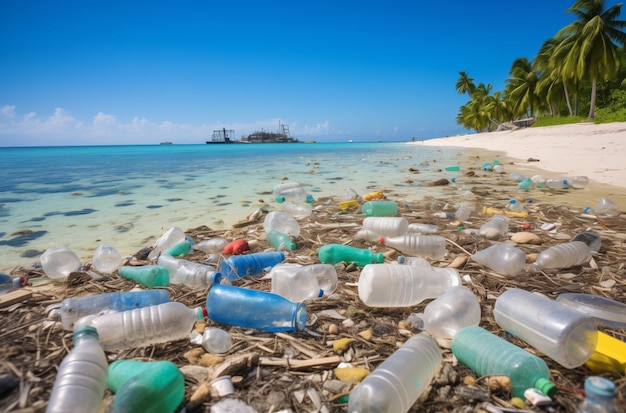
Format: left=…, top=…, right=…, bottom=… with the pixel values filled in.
left=361, top=216, right=409, bottom=237
left=272, top=181, right=302, bottom=198
left=407, top=286, right=480, bottom=339
left=339, top=199, right=360, bottom=210
left=531, top=241, right=592, bottom=271
left=355, top=229, right=383, bottom=242
left=479, top=214, right=509, bottom=240
left=452, top=326, right=557, bottom=398
left=518, top=178, right=534, bottom=190
left=190, top=327, right=233, bottom=354
left=546, top=178, right=571, bottom=189
left=164, top=239, right=192, bottom=257
left=267, top=230, right=297, bottom=250
left=593, top=197, right=621, bottom=217
left=206, top=274, right=306, bottom=332
left=576, top=376, right=618, bottom=413
left=281, top=201, right=313, bottom=218
left=482, top=162, right=493, bottom=171
left=107, top=360, right=184, bottom=413
left=263, top=211, right=301, bottom=237
left=275, top=186, right=308, bottom=203
left=0, top=273, right=25, bottom=295
left=148, top=226, right=186, bottom=260
left=92, top=245, right=123, bottom=273
left=363, top=190, right=384, bottom=201
left=445, top=165, right=460, bottom=171
left=471, top=244, right=526, bottom=276
left=175, top=262, right=217, bottom=289
left=56, top=290, right=170, bottom=330
left=380, top=234, right=446, bottom=260
left=571, top=231, right=602, bottom=253
left=342, top=187, right=360, bottom=201
left=531, top=175, right=547, bottom=188
left=509, top=173, right=525, bottom=182
left=77, top=301, right=205, bottom=351
left=494, top=288, right=598, bottom=368
left=482, top=206, right=528, bottom=218
left=192, top=237, right=229, bottom=253
left=407, top=223, right=439, bottom=234
left=45, top=326, right=108, bottom=413
left=507, top=199, right=525, bottom=213
left=317, top=244, right=384, bottom=267
left=223, top=239, right=249, bottom=255
left=118, top=265, right=170, bottom=288
left=571, top=176, right=589, bottom=189
left=269, top=263, right=338, bottom=302
left=218, top=251, right=285, bottom=280
left=455, top=205, right=474, bottom=221
left=347, top=333, right=442, bottom=413
left=362, top=201, right=398, bottom=217
left=357, top=263, right=461, bottom=307
left=40, top=247, right=81, bottom=281
left=396, top=256, right=433, bottom=270
left=493, top=164, right=505, bottom=174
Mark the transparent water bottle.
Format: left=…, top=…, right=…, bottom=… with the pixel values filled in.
left=175, top=262, right=217, bottom=290
left=107, top=360, right=184, bottom=413
left=267, top=230, right=297, bottom=250
left=571, top=176, right=589, bottom=189
left=347, top=333, right=442, bottom=413
left=407, top=223, right=439, bottom=234
left=507, top=199, right=524, bottom=213
left=56, top=290, right=170, bottom=330
left=355, top=229, right=383, bottom=242
left=206, top=274, right=306, bottom=332
left=571, top=231, right=602, bottom=253
left=0, top=273, right=25, bottom=295
left=471, top=244, right=526, bottom=276
left=361, top=201, right=398, bottom=217
left=218, top=251, right=285, bottom=280
left=407, top=286, right=481, bottom=339
left=380, top=234, right=446, bottom=260
left=342, top=187, right=361, bottom=201
left=118, top=265, right=170, bottom=288
left=546, top=178, right=571, bottom=189
left=479, top=214, right=509, bottom=240
left=275, top=186, right=308, bottom=203
left=40, top=247, right=81, bottom=281
left=281, top=201, right=313, bottom=218
left=148, top=226, right=186, bottom=260
left=531, top=241, right=592, bottom=271
left=593, top=197, right=621, bottom=217
left=451, top=326, right=557, bottom=398
left=396, top=256, right=433, bottom=270
left=357, top=263, right=461, bottom=307
left=190, top=327, right=233, bottom=354
left=576, top=376, right=618, bottom=413
left=193, top=237, right=229, bottom=253
left=92, top=245, right=123, bottom=273
left=455, top=205, right=475, bottom=221
left=263, top=211, right=301, bottom=237
left=77, top=301, right=205, bottom=351
left=46, top=326, right=108, bottom=413
left=272, top=181, right=302, bottom=198
left=531, top=175, right=547, bottom=188
left=317, top=244, right=384, bottom=267
left=269, top=263, right=338, bottom=302
left=494, top=288, right=598, bottom=368
left=362, top=216, right=408, bottom=237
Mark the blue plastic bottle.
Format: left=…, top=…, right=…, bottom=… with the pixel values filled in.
left=218, top=252, right=285, bottom=280
left=206, top=274, right=306, bottom=332
left=0, top=273, right=25, bottom=295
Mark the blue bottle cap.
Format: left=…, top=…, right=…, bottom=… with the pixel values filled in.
left=584, top=376, right=615, bottom=397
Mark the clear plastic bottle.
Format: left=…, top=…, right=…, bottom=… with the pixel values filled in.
left=361, top=216, right=409, bottom=237
left=92, top=245, right=123, bottom=273
left=342, top=187, right=361, bottom=202
left=471, top=244, right=526, bottom=276
left=272, top=181, right=302, bottom=198
left=361, top=201, right=398, bottom=217
left=576, top=376, right=618, bottom=413
left=218, top=251, right=285, bottom=280
left=317, top=244, right=384, bottom=267
left=571, top=231, right=602, bottom=253
left=175, top=262, right=217, bottom=290
left=267, top=230, right=297, bottom=251
left=479, top=214, right=509, bottom=240
left=357, top=263, right=461, bottom=307
left=571, top=176, right=590, bottom=189
left=380, top=234, right=446, bottom=260
left=347, top=333, right=442, bottom=413
left=0, top=273, right=25, bottom=295
left=355, top=229, right=383, bottom=242
left=192, top=237, right=229, bottom=254
left=407, top=286, right=481, bottom=339
left=396, top=256, right=433, bottom=270
left=107, top=360, right=185, bottom=413
left=190, top=327, right=233, bottom=354
left=77, top=301, right=205, bottom=351
left=531, top=174, right=547, bottom=188
left=263, top=211, right=301, bottom=237
left=593, top=197, right=621, bottom=217
left=206, top=275, right=306, bottom=332
left=56, top=290, right=170, bottom=330
left=118, top=265, right=170, bottom=288
left=509, top=173, right=525, bottom=182
left=494, top=288, right=598, bottom=368
left=546, top=178, right=571, bottom=189
left=40, top=247, right=81, bottom=281
left=46, top=326, right=108, bottom=413
left=451, top=326, right=557, bottom=398
left=281, top=202, right=313, bottom=218
left=275, top=186, right=308, bottom=203
left=148, top=226, right=186, bottom=260
left=407, top=223, right=439, bottom=234
left=269, top=263, right=338, bottom=302
left=507, top=199, right=525, bottom=213
left=455, top=205, right=475, bottom=221
left=531, top=241, right=592, bottom=271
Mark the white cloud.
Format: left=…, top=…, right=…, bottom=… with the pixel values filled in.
left=1, top=105, right=16, bottom=118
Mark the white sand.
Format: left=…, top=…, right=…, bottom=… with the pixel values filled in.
left=417, top=122, right=626, bottom=188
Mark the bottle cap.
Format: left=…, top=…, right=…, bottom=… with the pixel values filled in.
left=584, top=376, right=615, bottom=397
left=379, top=237, right=385, bottom=245
left=534, top=377, right=557, bottom=397
left=374, top=253, right=385, bottom=263
left=73, top=325, right=99, bottom=341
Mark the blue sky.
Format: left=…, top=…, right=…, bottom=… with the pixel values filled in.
left=0, top=1, right=612, bottom=146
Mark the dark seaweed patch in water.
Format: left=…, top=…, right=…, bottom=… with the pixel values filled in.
left=86, top=189, right=125, bottom=197
left=146, top=205, right=162, bottom=209
left=26, top=216, right=46, bottom=222
left=0, top=232, right=5, bottom=238
left=216, top=202, right=232, bottom=206
left=0, top=205, right=9, bottom=218
left=64, top=208, right=97, bottom=216
left=20, top=249, right=44, bottom=258
left=167, top=198, right=183, bottom=202
left=114, top=223, right=133, bottom=233
left=0, top=198, right=23, bottom=203
left=44, top=211, right=62, bottom=217
left=115, top=201, right=135, bottom=207
left=0, top=230, right=47, bottom=247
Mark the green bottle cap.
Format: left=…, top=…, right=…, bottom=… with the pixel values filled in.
left=534, top=377, right=557, bottom=397
left=73, top=325, right=99, bottom=341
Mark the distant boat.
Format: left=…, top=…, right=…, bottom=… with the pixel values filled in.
left=206, top=128, right=240, bottom=144
left=348, top=139, right=353, bottom=143
left=160, top=141, right=173, bottom=145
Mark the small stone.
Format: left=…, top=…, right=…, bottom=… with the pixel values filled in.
left=358, top=328, right=372, bottom=340
left=328, top=324, right=339, bottom=334
left=448, top=255, right=468, bottom=268
left=332, top=338, right=356, bottom=354
left=463, top=376, right=476, bottom=385
left=511, top=231, right=542, bottom=244
left=334, top=367, right=370, bottom=383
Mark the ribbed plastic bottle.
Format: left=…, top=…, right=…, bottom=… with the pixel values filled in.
left=219, top=251, right=285, bottom=280
left=192, top=237, right=229, bottom=253
left=206, top=274, right=307, bottom=332
left=263, top=211, right=301, bottom=237
left=317, top=244, right=384, bottom=267
left=576, top=376, right=618, bottom=413
left=479, top=214, right=509, bottom=240
left=407, top=223, right=439, bottom=234
left=92, top=245, right=123, bottom=273
left=175, top=262, right=217, bottom=289
left=361, top=216, right=408, bottom=237
left=148, top=226, right=186, bottom=260
left=118, top=265, right=170, bottom=287
left=77, top=302, right=205, bottom=351
left=57, top=290, right=170, bottom=330
left=570, top=231, right=602, bottom=253
left=269, top=263, right=338, bottom=302
left=471, top=244, right=526, bottom=276
left=380, top=234, right=446, bottom=260
left=45, top=326, right=108, bottom=413
left=347, top=333, right=442, bottom=413
left=546, top=178, right=571, bottom=189
left=361, top=201, right=398, bottom=217
left=267, top=230, right=297, bottom=250
left=357, top=263, right=461, bottom=307
left=451, top=326, right=557, bottom=398
left=0, top=273, right=25, bottom=295
left=40, top=247, right=81, bottom=281
left=107, top=360, right=184, bottom=413
left=531, top=241, right=592, bottom=271
left=494, top=288, right=598, bottom=368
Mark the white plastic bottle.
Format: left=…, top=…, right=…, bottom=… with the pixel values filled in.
left=361, top=216, right=408, bottom=237
left=531, top=241, right=592, bottom=271
left=192, top=237, right=229, bottom=253
left=46, top=326, right=108, bottom=413
left=270, top=263, right=338, bottom=302
left=380, top=234, right=446, bottom=260
left=347, top=333, right=442, bottom=413
left=407, top=223, right=439, bottom=234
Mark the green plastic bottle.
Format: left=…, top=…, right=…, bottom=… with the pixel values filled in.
left=317, top=244, right=384, bottom=267
left=164, top=240, right=192, bottom=257
left=361, top=201, right=398, bottom=217
left=107, top=360, right=184, bottom=413
left=118, top=265, right=170, bottom=288
left=267, top=230, right=297, bottom=250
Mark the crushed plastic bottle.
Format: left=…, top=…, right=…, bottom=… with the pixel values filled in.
left=269, top=263, right=338, bottom=302
left=193, top=237, right=229, bottom=253
left=190, top=327, right=232, bottom=354
left=118, top=265, right=170, bottom=288
left=263, top=211, right=301, bottom=237
left=479, top=214, right=509, bottom=240
left=471, top=244, right=526, bottom=276
left=92, top=245, right=123, bottom=273
left=585, top=197, right=621, bottom=217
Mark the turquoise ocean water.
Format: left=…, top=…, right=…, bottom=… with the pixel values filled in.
left=0, top=142, right=478, bottom=271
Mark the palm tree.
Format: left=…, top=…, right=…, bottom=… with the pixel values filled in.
left=455, top=71, right=476, bottom=96
left=506, top=57, right=541, bottom=119
left=535, top=38, right=575, bottom=116
left=555, top=0, right=626, bottom=119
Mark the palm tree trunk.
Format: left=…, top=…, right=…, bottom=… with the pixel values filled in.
left=563, top=84, right=573, bottom=116
left=588, top=78, right=597, bottom=119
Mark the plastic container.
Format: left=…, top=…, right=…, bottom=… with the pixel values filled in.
left=342, top=187, right=360, bottom=201
left=56, top=290, right=170, bottom=330
left=193, top=237, right=229, bottom=253
left=206, top=275, right=306, bottom=332
left=175, top=262, right=217, bottom=289
left=218, top=251, right=285, bottom=280
left=361, top=216, right=408, bottom=237
left=45, top=326, right=108, bottom=413
left=445, top=165, right=460, bottom=172
left=507, top=199, right=524, bottom=212
left=357, top=263, right=461, bottom=307
left=40, top=247, right=81, bottom=281
left=471, top=244, right=526, bottom=276
left=223, top=239, right=249, bottom=255
left=479, top=214, right=509, bottom=240
left=92, top=245, right=123, bottom=273
left=585, top=332, right=626, bottom=374
left=362, top=201, right=398, bottom=217
left=275, top=186, right=308, bottom=203
left=407, top=286, right=481, bottom=339
left=571, top=231, right=602, bottom=253
left=493, top=164, right=505, bottom=173
left=482, top=162, right=493, bottom=171
left=107, top=360, right=184, bottom=413
left=380, top=234, right=446, bottom=260
left=556, top=293, right=626, bottom=329
left=531, top=241, right=592, bottom=271
left=576, top=376, right=618, bottom=413
left=0, top=273, right=25, bottom=295
left=593, top=197, right=621, bottom=217
left=148, top=226, right=186, bottom=260
left=407, top=223, right=438, bottom=234
left=317, top=244, right=384, bottom=267
left=164, top=239, right=192, bottom=257
left=363, top=191, right=384, bottom=202
left=454, top=205, right=474, bottom=221
left=77, top=301, right=205, bottom=351
left=272, top=181, right=302, bottom=198
left=347, top=333, right=442, bottom=413
left=263, top=211, right=301, bottom=237
left=531, top=175, right=547, bottom=188
left=396, top=256, right=432, bottom=269
left=518, top=178, right=534, bottom=190
left=355, top=229, right=383, bottom=242
left=509, top=173, right=525, bottom=182
left=546, top=178, right=571, bottom=189
left=571, top=176, right=589, bottom=189
left=281, top=202, right=313, bottom=218
left=451, top=326, right=557, bottom=398
left=269, top=263, right=338, bottom=302
left=494, top=288, right=598, bottom=368
left=267, top=230, right=296, bottom=251
left=190, top=327, right=233, bottom=354
left=118, top=265, right=170, bottom=288
left=338, top=199, right=360, bottom=210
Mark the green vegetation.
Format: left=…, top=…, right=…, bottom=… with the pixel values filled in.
left=456, top=0, right=626, bottom=132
